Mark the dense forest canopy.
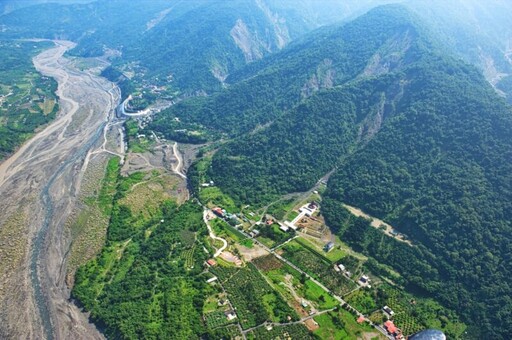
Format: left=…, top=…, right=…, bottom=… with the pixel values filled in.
left=200, top=6, right=512, bottom=338
left=1, top=0, right=512, bottom=338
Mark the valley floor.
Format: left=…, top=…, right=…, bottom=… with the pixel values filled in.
left=0, top=40, right=119, bottom=339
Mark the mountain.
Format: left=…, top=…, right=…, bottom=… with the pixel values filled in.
left=176, top=5, right=511, bottom=338
left=150, top=4, right=428, bottom=137
left=403, top=0, right=512, bottom=102
left=0, top=0, right=93, bottom=15
left=3, top=0, right=510, bottom=98
left=2, top=1, right=512, bottom=338
left=0, top=0, right=403, bottom=95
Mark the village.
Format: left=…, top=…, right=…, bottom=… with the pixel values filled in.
left=194, top=174, right=424, bottom=340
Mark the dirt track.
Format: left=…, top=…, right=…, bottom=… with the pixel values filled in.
left=0, top=41, right=119, bottom=339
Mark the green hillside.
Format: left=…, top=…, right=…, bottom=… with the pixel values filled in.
left=2, top=1, right=511, bottom=338
left=201, top=6, right=512, bottom=338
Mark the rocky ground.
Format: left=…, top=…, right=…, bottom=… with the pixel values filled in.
left=0, top=41, right=119, bottom=340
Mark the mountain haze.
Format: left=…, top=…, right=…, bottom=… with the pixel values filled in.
left=0, top=1, right=511, bottom=339
left=191, top=6, right=511, bottom=338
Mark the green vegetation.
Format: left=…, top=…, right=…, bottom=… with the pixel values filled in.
left=255, top=255, right=338, bottom=311
left=322, top=55, right=512, bottom=335
left=370, top=284, right=465, bottom=337
left=266, top=198, right=297, bottom=221
left=125, top=120, right=154, bottom=153
left=97, top=158, right=121, bottom=214
left=203, top=311, right=235, bottom=329
left=296, top=237, right=346, bottom=263
left=73, top=162, right=210, bottom=338
left=210, top=218, right=246, bottom=243
left=326, top=213, right=468, bottom=338
left=302, top=280, right=338, bottom=310
left=3, top=1, right=510, bottom=338
left=195, top=5, right=511, bottom=338
left=67, top=157, right=120, bottom=275
left=283, top=240, right=358, bottom=296
left=0, top=41, right=58, bottom=160
left=345, top=289, right=378, bottom=315
left=247, top=324, right=314, bottom=340
left=211, top=263, right=298, bottom=329
left=258, top=223, right=293, bottom=247
left=314, top=309, right=376, bottom=340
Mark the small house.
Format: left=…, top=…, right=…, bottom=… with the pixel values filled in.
left=324, top=242, right=335, bottom=252
left=384, top=320, right=398, bottom=334
left=359, top=275, right=370, bottom=284
left=250, top=229, right=260, bottom=238
left=383, top=305, right=395, bottom=317
left=225, top=310, right=237, bottom=321
left=206, top=276, right=218, bottom=283
left=212, top=207, right=224, bottom=217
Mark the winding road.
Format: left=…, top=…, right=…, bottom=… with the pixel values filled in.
left=203, top=210, right=228, bottom=257
left=0, top=41, right=119, bottom=340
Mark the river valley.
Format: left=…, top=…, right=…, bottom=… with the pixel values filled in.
left=0, top=41, right=119, bottom=340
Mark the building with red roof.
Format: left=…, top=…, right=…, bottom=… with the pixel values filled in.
left=212, top=207, right=224, bottom=217
left=384, top=320, right=398, bottom=334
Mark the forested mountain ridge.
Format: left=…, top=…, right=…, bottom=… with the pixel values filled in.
left=196, top=5, right=512, bottom=338
left=322, top=57, right=512, bottom=338
left=151, top=5, right=433, bottom=137
left=0, top=0, right=396, bottom=95
left=1, top=1, right=511, bottom=338
left=3, top=0, right=510, bottom=100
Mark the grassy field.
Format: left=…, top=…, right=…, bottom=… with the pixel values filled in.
left=301, top=280, right=339, bottom=310
left=282, top=240, right=358, bottom=296
left=314, top=309, right=380, bottom=340
left=345, top=289, right=379, bottom=315
left=200, top=186, right=238, bottom=212
left=254, top=255, right=338, bottom=311
left=248, top=324, right=314, bottom=339
left=296, top=236, right=347, bottom=263
left=211, top=263, right=298, bottom=329
left=117, top=170, right=179, bottom=225
left=314, top=313, right=350, bottom=339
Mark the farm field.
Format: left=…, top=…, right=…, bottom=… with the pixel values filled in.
left=295, top=236, right=346, bottom=263
left=0, top=41, right=59, bottom=160
left=282, top=240, right=358, bottom=296
left=374, top=284, right=466, bottom=337
left=204, top=310, right=235, bottom=328
left=345, top=289, right=378, bottom=315
left=314, top=309, right=382, bottom=340
left=247, top=323, right=314, bottom=340
left=211, top=263, right=297, bottom=329
left=255, top=255, right=338, bottom=311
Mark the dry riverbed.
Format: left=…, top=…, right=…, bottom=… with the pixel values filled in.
left=0, top=40, right=119, bottom=340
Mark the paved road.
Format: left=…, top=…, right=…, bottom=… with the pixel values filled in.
left=214, top=216, right=393, bottom=339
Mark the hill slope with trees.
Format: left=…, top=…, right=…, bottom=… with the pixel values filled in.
left=201, top=6, right=512, bottom=338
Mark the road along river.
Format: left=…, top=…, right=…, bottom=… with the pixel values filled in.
left=0, top=41, right=119, bottom=339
